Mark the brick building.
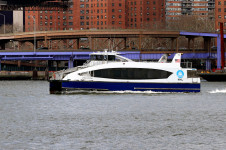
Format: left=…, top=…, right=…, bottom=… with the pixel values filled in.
left=215, top=0, right=226, bottom=30
left=25, top=0, right=165, bottom=31
left=165, top=0, right=215, bottom=21
left=73, top=0, right=126, bottom=30
left=126, top=0, right=165, bottom=29
left=25, top=9, right=74, bottom=32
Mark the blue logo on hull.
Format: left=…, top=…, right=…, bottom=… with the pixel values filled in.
left=177, top=70, right=184, bottom=78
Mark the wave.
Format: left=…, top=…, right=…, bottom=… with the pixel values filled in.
left=64, top=90, right=170, bottom=95
left=209, top=89, right=226, bottom=94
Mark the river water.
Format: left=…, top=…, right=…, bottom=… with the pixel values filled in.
left=0, top=81, right=225, bottom=150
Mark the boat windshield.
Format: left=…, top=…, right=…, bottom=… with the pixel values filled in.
left=90, top=55, right=116, bottom=61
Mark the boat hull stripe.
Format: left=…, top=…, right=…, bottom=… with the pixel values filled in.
left=49, top=81, right=200, bottom=93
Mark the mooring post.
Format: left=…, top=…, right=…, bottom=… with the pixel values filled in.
left=45, top=67, right=49, bottom=80
left=32, top=68, right=38, bottom=80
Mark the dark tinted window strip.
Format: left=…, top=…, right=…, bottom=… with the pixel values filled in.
left=91, top=68, right=172, bottom=80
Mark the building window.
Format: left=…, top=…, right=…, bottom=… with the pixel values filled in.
left=69, top=10, right=73, bottom=14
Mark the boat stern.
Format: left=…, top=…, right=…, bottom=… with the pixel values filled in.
left=49, top=80, right=63, bottom=94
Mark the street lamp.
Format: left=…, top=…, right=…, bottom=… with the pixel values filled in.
left=0, top=13, right=5, bottom=34
left=32, top=16, right=36, bottom=52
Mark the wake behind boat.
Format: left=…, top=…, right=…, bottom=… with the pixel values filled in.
left=49, top=51, right=200, bottom=94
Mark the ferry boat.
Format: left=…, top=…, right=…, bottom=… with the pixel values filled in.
left=49, top=51, right=200, bottom=94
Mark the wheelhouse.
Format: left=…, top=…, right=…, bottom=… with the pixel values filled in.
left=90, top=54, right=116, bottom=61
left=89, top=51, right=133, bottom=62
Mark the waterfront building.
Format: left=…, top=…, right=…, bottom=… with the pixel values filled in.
left=73, top=0, right=126, bottom=30
left=25, top=9, right=71, bottom=32
left=165, top=0, right=215, bottom=21
left=25, top=0, right=165, bottom=31
left=13, top=11, right=24, bottom=33
left=125, top=0, right=165, bottom=29
left=215, top=0, right=226, bottom=30
left=24, top=0, right=165, bottom=49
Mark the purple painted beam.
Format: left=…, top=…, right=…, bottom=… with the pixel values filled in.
left=180, top=31, right=218, bottom=37
left=180, top=31, right=225, bottom=70
left=217, top=34, right=221, bottom=69
left=0, top=51, right=219, bottom=61
left=2, top=57, right=53, bottom=60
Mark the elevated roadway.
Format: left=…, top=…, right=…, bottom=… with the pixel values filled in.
left=0, top=30, right=214, bottom=51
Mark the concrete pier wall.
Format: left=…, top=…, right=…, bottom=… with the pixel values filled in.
left=0, top=71, right=53, bottom=80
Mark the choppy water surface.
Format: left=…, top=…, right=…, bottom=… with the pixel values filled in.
left=0, top=81, right=225, bottom=149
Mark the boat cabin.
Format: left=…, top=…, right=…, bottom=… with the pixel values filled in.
left=89, top=51, right=133, bottom=62
left=90, top=54, right=116, bottom=61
